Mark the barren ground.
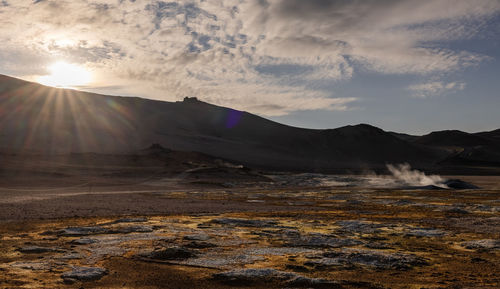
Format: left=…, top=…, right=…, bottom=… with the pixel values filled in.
left=0, top=176, right=499, bottom=288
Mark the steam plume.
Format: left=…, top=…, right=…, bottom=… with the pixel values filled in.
left=386, top=163, right=448, bottom=188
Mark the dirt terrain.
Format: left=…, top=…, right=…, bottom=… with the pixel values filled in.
left=0, top=175, right=499, bottom=289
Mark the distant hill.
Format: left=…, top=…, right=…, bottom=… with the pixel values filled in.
left=414, top=130, right=495, bottom=147
left=395, top=129, right=500, bottom=172
left=389, top=132, right=419, bottom=142
left=0, top=74, right=498, bottom=174
left=475, top=128, right=500, bottom=142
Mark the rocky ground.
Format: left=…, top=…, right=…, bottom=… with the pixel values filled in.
left=0, top=177, right=499, bottom=288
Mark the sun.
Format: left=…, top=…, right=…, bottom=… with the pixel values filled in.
left=38, top=61, right=92, bottom=88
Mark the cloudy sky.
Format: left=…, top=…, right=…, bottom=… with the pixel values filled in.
left=1, top=0, right=499, bottom=134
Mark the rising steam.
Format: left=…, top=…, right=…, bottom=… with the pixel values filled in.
left=273, top=163, right=454, bottom=189
left=386, top=163, right=448, bottom=188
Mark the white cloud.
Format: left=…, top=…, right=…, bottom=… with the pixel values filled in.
left=408, top=81, right=466, bottom=98
left=0, top=0, right=498, bottom=115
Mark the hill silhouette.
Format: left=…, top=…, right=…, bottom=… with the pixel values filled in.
left=392, top=128, right=500, bottom=172
left=415, top=130, right=495, bottom=147
left=1, top=74, right=498, bottom=173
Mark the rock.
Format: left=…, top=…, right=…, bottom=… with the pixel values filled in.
left=107, top=225, right=154, bottom=234
left=215, top=238, right=257, bottom=247
left=244, top=247, right=319, bottom=255
left=364, top=242, right=393, bottom=249
left=77, top=233, right=165, bottom=264
left=11, top=261, right=53, bottom=270
left=61, top=267, right=107, bottom=283
left=213, top=268, right=336, bottom=288
left=340, top=280, right=385, bottom=289
left=444, top=179, right=480, bottom=189
left=405, top=228, right=446, bottom=237
left=336, top=220, right=385, bottom=234
left=285, top=233, right=363, bottom=248
left=286, top=201, right=315, bottom=206
left=326, top=194, right=350, bottom=201
left=17, top=246, right=64, bottom=254
left=473, top=205, right=496, bottom=212
left=155, top=236, right=177, bottom=245
left=285, top=264, right=309, bottom=272
left=345, top=200, right=364, bottom=206
left=184, top=241, right=217, bottom=249
left=305, top=258, right=346, bottom=268
left=393, top=199, right=415, bottom=206
left=58, top=225, right=153, bottom=236
left=57, top=252, right=83, bottom=260
left=287, top=276, right=339, bottom=288
left=362, top=235, right=388, bottom=241
left=318, top=249, right=428, bottom=270
left=461, top=239, right=500, bottom=250
left=70, top=238, right=97, bottom=245
left=58, top=226, right=107, bottom=237
left=211, top=218, right=278, bottom=227
left=471, top=257, right=487, bottom=263
left=142, top=246, right=196, bottom=260
left=213, top=268, right=297, bottom=283
left=183, top=234, right=210, bottom=241
left=281, top=229, right=301, bottom=237
left=445, top=207, right=470, bottom=214
left=41, top=237, right=59, bottom=241
left=246, top=199, right=265, bottom=203
left=305, top=253, right=323, bottom=259
left=177, top=254, right=264, bottom=269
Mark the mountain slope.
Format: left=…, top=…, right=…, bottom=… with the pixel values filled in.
left=415, top=130, right=494, bottom=147
left=405, top=129, right=500, bottom=170
left=0, top=74, right=482, bottom=172
left=475, top=129, right=500, bottom=143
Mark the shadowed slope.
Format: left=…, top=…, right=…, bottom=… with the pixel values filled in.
left=415, top=130, right=495, bottom=147
left=0, top=74, right=476, bottom=172
left=410, top=130, right=500, bottom=168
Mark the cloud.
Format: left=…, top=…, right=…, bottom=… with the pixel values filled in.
left=0, top=0, right=498, bottom=115
left=245, top=0, right=496, bottom=74
left=408, top=81, right=466, bottom=98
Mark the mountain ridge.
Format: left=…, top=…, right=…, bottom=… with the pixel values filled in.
left=1, top=74, right=498, bottom=173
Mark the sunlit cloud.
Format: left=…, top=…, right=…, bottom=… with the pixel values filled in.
left=37, top=61, right=92, bottom=88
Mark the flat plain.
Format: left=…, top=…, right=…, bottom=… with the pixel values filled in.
left=1, top=175, right=498, bottom=288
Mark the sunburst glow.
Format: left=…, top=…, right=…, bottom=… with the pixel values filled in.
left=38, top=61, right=91, bottom=88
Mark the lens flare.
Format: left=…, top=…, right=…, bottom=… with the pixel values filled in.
left=38, top=61, right=91, bottom=88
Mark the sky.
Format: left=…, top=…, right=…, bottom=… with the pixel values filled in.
left=0, top=0, right=499, bottom=134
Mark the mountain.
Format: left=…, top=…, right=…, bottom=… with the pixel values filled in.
left=414, top=130, right=494, bottom=147
left=475, top=128, right=500, bottom=143
left=400, top=129, right=500, bottom=172
left=0, top=74, right=498, bottom=173
left=389, top=132, right=419, bottom=143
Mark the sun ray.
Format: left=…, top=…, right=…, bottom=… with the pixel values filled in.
left=37, top=61, right=92, bottom=89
